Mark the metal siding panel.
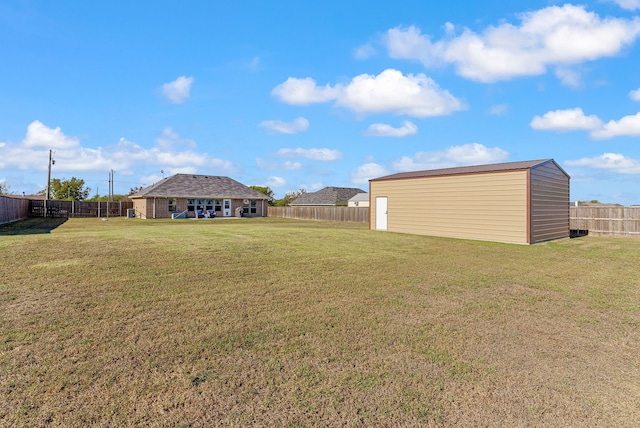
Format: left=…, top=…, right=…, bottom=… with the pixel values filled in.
left=370, top=171, right=528, bottom=243
left=530, top=163, right=570, bottom=243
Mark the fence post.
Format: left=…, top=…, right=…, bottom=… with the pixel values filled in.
left=626, top=206, right=628, bottom=237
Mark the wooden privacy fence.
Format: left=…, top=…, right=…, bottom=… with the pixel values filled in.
left=29, top=200, right=134, bottom=218
left=570, top=205, right=640, bottom=237
left=268, top=204, right=640, bottom=238
left=0, top=196, right=30, bottom=225
left=268, top=206, right=369, bottom=223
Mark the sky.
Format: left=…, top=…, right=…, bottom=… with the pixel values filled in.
left=1, top=0, right=640, bottom=203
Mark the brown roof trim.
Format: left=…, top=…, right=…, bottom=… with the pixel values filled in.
left=369, top=159, right=568, bottom=182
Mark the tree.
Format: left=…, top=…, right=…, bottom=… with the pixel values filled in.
left=0, top=181, right=10, bottom=195
left=576, top=199, right=601, bottom=206
left=273, top=188, right=306, bottom=206
left=250, top=185, right=275, bottom=204
left=128, top=186, right=144, bottom=195
left=50, top=177, right=91, bottom=200
left=86, top=193, right=129, bottom=202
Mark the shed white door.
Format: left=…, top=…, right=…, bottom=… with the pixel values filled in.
left=375, top=197, right=388, bottom=231
left=223, top=199, right=232, bottom=217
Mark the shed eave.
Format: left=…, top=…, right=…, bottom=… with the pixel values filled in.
left=369, top=159, right=559, bottom=183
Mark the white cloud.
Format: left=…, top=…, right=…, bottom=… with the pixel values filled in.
left=385, top=25, right=441, bottom=66
left=155, top=127, right=197, bottom=150
left=591, top=112, right=640, bottom=139
left=565, top=153, right=640, bottom=173
left=338, top=69, right=465, bottom=116
left=248, top=56, right=260, bottom=72
left=22, top=120, right=80, bottom=149
left=141, top=167, right=198, bottom=185
left=392, top=143, right=509, bottom=172
left=629, top=88, right=640, bottom=101
left=275, top=147, right=343, bottom=161
left=530, top=108, right=603, bottom=132
left=392, top=155, right=450, bottom=172
left=272, top=68, right=466, bottom=118
left=445, top=143, right=509, bottom=164
left=488, top=104, right=509, bottom=116
left=351, top=163, right=390, bottom=185
left=364, top=120, right=418, bottom=137
left=259, top=117, right=310, bottom=134
left=531, top=108, right=640, bottom=139
left=293, top=182, right=324, bottom=193
left=0, top=121, right=234, bottom=175
left=554, top=67, right=582, bottom=88
left=256, top=158, right=302, bottom=171
left=308, top=182, right=325, bottom=191
left=161, top=76, right=194, bottom=104
left=265, top=176, right=287, bottom=187
left=383, top=5, right=640, bottom=83
left=444, top=22, right=455, bottom=35
left=167, top=167, right=198, bottom=175
left=610, top=0, right=640, bottom=10
left=354, top=44, right=376, bottom=60
left=271, top=77, right=340, bottom=105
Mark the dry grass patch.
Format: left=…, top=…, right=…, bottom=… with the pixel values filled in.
left=1, top=217, right=639, bottom=426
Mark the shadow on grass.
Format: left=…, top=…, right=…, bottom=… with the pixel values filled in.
left=0, top=217, right=68, bottom=235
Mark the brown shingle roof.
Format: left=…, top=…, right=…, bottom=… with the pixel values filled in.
left=129, top=174, right=269, bottom=199
left=370, top=159, right=568, bottom=181
left=290, top=186, right=365, bottom=206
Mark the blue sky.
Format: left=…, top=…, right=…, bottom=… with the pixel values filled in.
left=1, top=0, right=640, bottom=203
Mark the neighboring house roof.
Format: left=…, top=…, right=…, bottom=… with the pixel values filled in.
left=129, top=174, right=269, bottom=199
left=348, top=193, right=369, bottom=202
left=370, top=159, right=569, bottom=182
left=1, top=194, right=46, bottom=200
left=291, top=186, right=366, bottom=206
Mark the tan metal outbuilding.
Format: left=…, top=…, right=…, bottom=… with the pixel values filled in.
left=369, top=159, right=570, bottom=244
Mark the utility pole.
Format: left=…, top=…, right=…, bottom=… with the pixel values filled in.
left=45, top=149, right=55, bottom=217
left=107, top=170, right=111, bottom=218
left=107, top=169, right=115, bottom=218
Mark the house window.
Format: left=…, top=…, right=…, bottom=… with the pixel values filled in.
left=187, top=199, right=195, bottom=212
left=196, top=199, right=205, bottom=210
left=215, top=200, right=222, bottom=211
left=168, top=198, right=176, bottom=212
left=243, top=199, right=250, bottom=215
left=205, top=199, right=213, bottom=210
left=250, top=199, right=257, bottom=214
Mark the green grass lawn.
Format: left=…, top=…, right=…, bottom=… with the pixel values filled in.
left=1, top=217, right=639, bottom=426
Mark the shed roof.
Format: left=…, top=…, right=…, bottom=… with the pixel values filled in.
left=290, top=186, right=365, bottom=206
left=370, top=159, right=569, bottom=182
left=348, top=192, right=369, bottom=202
left=129, top=174, right=269, bottom=199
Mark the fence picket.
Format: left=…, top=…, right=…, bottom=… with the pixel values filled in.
left=570, top=205, right=640, bottom=237
left=268, top=206, right=369, bottom=223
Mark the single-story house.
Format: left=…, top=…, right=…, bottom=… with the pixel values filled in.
left=290, top=187, right=365, bottom=206
left=348, top=192, right=369, bottom=207
left=129, top=174, right=270, bottom=219
left=369, top=159, right=570, bottom=244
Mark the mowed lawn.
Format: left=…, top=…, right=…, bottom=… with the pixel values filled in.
left=1, top=217, right=639, bottom=427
